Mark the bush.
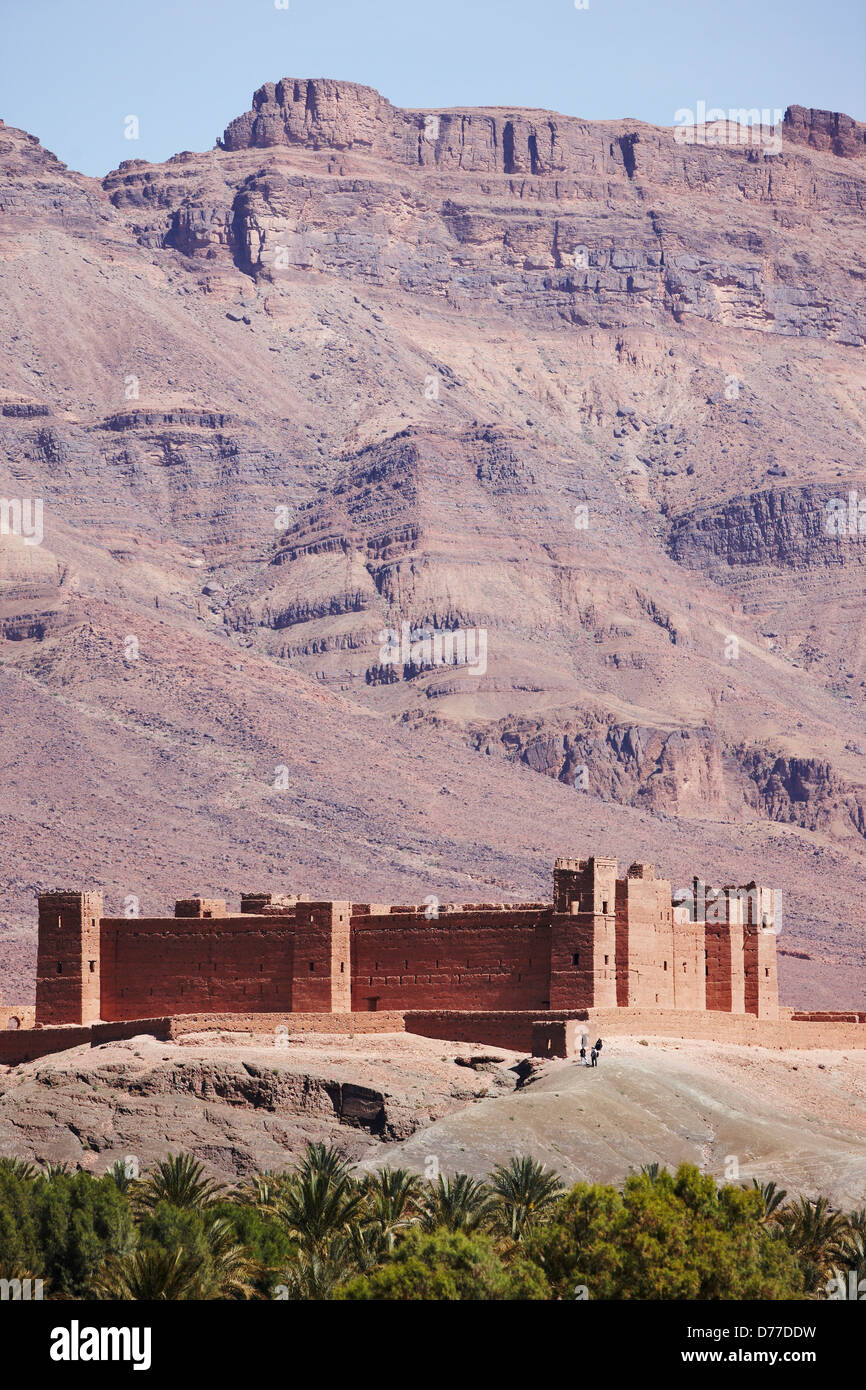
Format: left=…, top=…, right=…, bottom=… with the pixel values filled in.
left=528, top=1164, right=804, bottom=1300
left=0, top=1169, right=135, bottom=1298
left=334, top=1228, right=550, bottom=1300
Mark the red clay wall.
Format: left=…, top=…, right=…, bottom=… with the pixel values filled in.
left=672, top=918, right=705, bottom=1011
left=744, top=926, right=779, bottom=1019
left=0, top=1018, right=173, bottom=1064
left=290, top=902, right=352, bottom=1012
left=580, top=1007, right=866, bottom=1049
left=90, top=1018, right=172, bottom=1044
left=532, top=1019, right=582, bottom=1058
left=350, top=910, right=553, bottom=1011
left=0, top=1013, right=406, bottom=1065
left=615, top=888, right=629, bottom=1007
left=29, top=873, right=780, bottom=1028
left=705, top=921, right=735, bottom=1013
left=549, top=911, right=616, bottom=1009
left=99, top=916, right=296, bottom=1020
left=617, top=876, right=676, bottom=1008
left=404, top=1009, right=591, bottom=1052
left=729, top=922, right=746, bottom=1013
left=792, top=1011, right=866, bottom=1023
left=4, top=1008, right=862, bottom=1066
left=165, top=1011, right=406, bottom=1037
left=0, top=1025, right=93, bottom=1064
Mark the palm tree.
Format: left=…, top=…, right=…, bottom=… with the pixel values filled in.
left=835, top=1216, right=866, bottom=1270
left=93, top=1247, right=205, bottom=1300
left=234, top=1170, right=285, bottom=1209
left=776, top=1196, right=851, bottom=1292
left=360, top=1167, right=424, bottom=1253
left=92, top=1219, right=258, bottom=1300
left=277, top=1146, right=363, bottom=1254
left=0, top=1157, right=39, bottom=1181
left=41, top=1161, right=71, bottom=1180
left=296, top=1143, right=353, bottom=1184
left=136, top=1153, right=225, bottom=1212
left=639, top=1162, right=662, bottom=1184
left=847, top=1208, right=866, bottom=1241
left=344, top=1221, right=390, bottom=1273
left=108, top=1159, right=139, bottom=1195
left=751, top=1179, right=788, bottom=1221
left=819, top=1208, right=866, bottom=1300
left=275, top=1238, right=356, bottom=1300
left=488, top=1156, right=564, bottom=1242
left=0, top=1259, right=44, bottom=1290
left=420, top=1172, right=494, bottom=1233
left=197, top=1218, right=260, bottom=1299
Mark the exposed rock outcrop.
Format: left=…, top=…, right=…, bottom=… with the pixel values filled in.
left=783, top=105, right=866, bottom=158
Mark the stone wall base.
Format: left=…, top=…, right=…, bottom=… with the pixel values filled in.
left=1, top=1007, right=864, bottom=1067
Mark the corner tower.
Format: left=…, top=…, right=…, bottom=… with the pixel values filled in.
left=35, top=891, right=104, bottom=1025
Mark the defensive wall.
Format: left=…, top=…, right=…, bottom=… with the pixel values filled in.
left=2, top=1007, right=865, bottom=1067
left=0, top=855, right=859, bottom=1065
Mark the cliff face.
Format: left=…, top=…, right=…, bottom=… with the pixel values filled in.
left=1, top=81, right=866, bottom=1008
left=104, top=83, right=866, bottom=349
left=782, top=105, right=866, bottom=157
left=219, top=78, right=866, bottom=168
left=221, top=79, right=405, bottom=156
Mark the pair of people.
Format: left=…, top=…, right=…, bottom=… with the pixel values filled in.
left=579, top=1038, right=603, bottom=1067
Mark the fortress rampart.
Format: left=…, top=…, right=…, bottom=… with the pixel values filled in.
left=27, top=856, right=782, bottom=1028
left=1, top=853, right=860, bottom=1064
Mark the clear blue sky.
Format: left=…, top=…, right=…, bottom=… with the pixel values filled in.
left=2, top=0, right=863, bottom=176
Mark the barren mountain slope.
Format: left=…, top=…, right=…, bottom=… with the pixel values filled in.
left=0, top=84, right=864, bottom=1006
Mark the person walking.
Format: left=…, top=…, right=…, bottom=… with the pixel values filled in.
left=590, top=1047, right=598, bottom=1067
left=595, top=1038, right=603, bottom=1055
left=579, top=1045, right=587, bottom=1065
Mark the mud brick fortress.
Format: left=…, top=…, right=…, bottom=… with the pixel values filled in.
left=33, top=858, right=780, bottom=1024
left=1, top=855, right=864, bottom=1063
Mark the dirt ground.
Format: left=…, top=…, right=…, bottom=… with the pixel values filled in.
left=1, top=1029, right=864, bottom=1204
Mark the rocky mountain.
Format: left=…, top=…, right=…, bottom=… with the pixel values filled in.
left=0, top=80, right=865, bottom=1006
